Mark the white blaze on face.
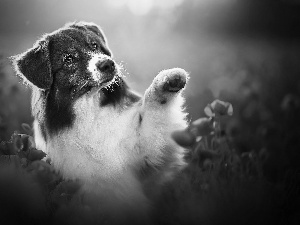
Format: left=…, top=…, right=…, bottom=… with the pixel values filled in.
left=87, top=53, right=111, bottom=82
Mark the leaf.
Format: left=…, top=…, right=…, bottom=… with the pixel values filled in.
left=227, top=104, right=233, bottom=116
left=204, top=104, right=214, bottom=117
left=13, top=134, right=36, bottom=158
left=171, top=129, right=196, bottom=147
left=27, top=148, right=47, bottom=161
left=13, top=133, right=23, bottom=151
left=21, top=123, right=33, bottom=135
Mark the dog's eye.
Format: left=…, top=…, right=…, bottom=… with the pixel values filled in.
left=91, top=42, right=98, bottom=51
left=63, top=54, right=74, bottom=64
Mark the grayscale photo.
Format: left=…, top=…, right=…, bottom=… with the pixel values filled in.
left=0, top=0, right=299, bottom=224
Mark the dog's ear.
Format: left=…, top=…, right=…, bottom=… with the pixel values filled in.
left=85, top=23, right=107, bottom=42
left=82, top=22, right=113, bottom=57
left=11, top=38, right=52, bottom=89
left=69, top=22, right=108, bottom=42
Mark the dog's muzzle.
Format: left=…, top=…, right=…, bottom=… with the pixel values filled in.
left=96, top=58, right=116, bottom=84
left=88, top=54, right=117, bottom=86
left=96, top=58, right=115, bottom=74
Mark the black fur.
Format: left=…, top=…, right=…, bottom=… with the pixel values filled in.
left=15, top=39, right=52, bottom=89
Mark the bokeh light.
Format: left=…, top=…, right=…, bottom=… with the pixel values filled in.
left=108, top=0, right=184, bottom=15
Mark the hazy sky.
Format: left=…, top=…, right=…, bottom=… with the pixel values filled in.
left=1, top=0, right=299, bottom=53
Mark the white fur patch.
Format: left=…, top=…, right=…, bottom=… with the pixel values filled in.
left=87, top=53, right=111, bottom=82
left=33, top=120, right=47, bottom=154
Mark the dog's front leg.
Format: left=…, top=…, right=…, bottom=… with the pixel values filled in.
left=137, top=68, right=189, bottom=190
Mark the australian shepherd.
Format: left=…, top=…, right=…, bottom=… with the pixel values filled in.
left=12, top=21, right=189, bottom=223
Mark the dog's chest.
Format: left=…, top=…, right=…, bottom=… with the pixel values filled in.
left=47, top=93, right=141, bottom=180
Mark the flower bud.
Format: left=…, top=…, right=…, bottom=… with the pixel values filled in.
left=204, top=99, right=233, bottom=117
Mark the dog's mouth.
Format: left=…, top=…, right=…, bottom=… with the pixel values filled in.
left=83, top=62, right=126, bottom=106
left=95, top=75, right=125, bottom=106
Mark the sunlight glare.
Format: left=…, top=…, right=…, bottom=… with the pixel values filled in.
left=108, top=0, right=184, bottom=15
left=127, top=0, right=153, bottom=16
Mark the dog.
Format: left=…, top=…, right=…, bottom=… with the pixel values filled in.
left=12, top=21, right=188, bottom=222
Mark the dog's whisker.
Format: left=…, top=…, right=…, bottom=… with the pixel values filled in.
left=119, top=71, right=126, bottom=78
left=79, top=80, right=89, bottom=91
left=115, top=62, right=127, bottom=78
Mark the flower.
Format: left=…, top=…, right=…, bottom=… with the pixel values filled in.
left=189, top=117, right=214, bottom=136
left=21, top=123, right=34, bottom=136
left=204, top=99, right=233, bottom=117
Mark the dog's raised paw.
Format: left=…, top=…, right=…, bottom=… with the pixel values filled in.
left=144, top=68, right=189, bottom=105
left=163, top=74, right=186, bottom=92
left=157, top=68, right=188, bottom=93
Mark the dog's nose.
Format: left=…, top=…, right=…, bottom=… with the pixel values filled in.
left=96, top=59, right=115, bottom=73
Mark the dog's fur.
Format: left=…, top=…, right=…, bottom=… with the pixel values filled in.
left=12, top=21, right=188, bottom=221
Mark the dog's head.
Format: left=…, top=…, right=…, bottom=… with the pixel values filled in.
left=12, top=22, right=140, bottom=135
left=13, top=21, right=124, bottom=98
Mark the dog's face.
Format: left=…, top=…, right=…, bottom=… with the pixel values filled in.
left=48, top=23, right=118, bottom=98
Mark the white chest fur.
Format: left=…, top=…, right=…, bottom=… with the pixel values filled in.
left=48, top=91, right=141, bottom=181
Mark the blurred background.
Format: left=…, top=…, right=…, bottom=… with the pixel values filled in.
left=0, top=1, right=300, bottom=223
left=1, top=0, right=300, bottom=173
